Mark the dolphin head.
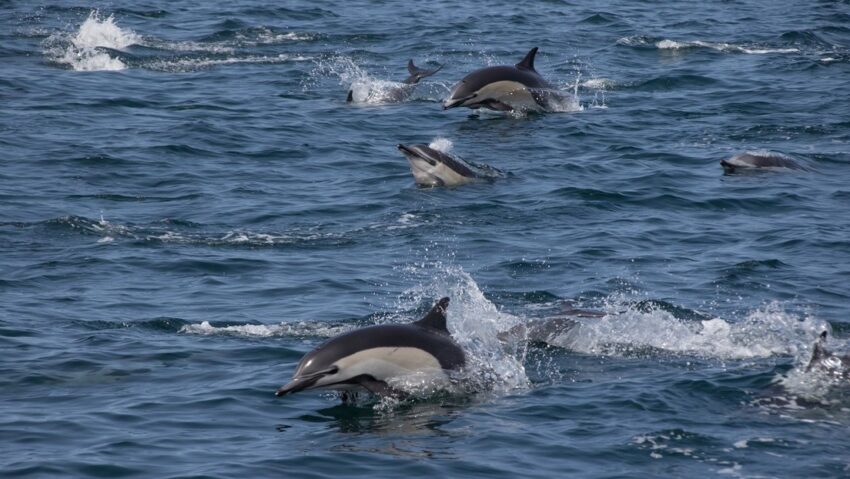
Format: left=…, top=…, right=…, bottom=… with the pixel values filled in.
left=275, top=345, right=343, bottom=396
left=397, top=143, right=477, bottom=187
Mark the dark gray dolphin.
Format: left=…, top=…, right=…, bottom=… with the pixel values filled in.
left=276, top=298, right=465, bottom=398
left=347, top=59, right=442, bottom=103
left=806, top=331, right=850, bottom=379
left=397, top=143, right=491, bottom=187
left=443, top=47, right=564, bottom=112
left=720, top=151, right=806, bottom=173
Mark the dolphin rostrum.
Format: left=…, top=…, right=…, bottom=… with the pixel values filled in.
left=347, top=59, right=442, bottom=103
left=443, top=47, right=564, bottom=112
left=276, top=297, right=465, bottom=398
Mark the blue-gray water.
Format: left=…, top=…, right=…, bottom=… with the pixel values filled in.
left=2, top=1, right=850, bottom=477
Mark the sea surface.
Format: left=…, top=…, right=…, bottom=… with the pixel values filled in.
left=2, top=1, right=850, bottom=477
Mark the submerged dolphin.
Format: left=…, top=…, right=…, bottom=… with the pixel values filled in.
left=397, top=143, right=498, bottom=187
left=443, top=47, right=563, bottom=112
left=720, top=151, right=805, bottom=173
left=347, top=59, right=442, bottom=103
left=276, top=298, right=465, bottom=398
left=806, top=331, right=850, bottom=379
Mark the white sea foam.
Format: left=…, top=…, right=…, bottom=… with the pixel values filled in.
left=180, top=320, right=354, bottom=338
left=550, top=297, right=826, bottom=360
left=617, top=36, right=798, bottom=55
left=47, top=11, right=140, bottom=71
left=147, top=54, right=309, bottom=73
left=655, top=39, right=798, bottom=54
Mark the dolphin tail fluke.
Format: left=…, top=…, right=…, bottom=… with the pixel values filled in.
left=516, top=47, right=539, bottom=71
left=404, top=60, right=443, bottom=84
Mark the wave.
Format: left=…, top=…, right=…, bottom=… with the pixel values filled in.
left=11, top=214, right=437, bottom=248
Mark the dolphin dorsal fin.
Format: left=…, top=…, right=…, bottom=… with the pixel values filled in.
left=414, top=297, right=450, bottom=333
left=407, top=59, right=417, bottom=75
left=807, top=331, right=830, bottom=371
left=516, top=47, right=538, bottom=71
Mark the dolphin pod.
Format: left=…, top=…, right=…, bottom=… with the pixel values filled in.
left=274, top=48, right=826, bottom=403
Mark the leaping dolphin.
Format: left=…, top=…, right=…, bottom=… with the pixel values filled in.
left=275, top=298, right=465, bottom=398
left=347, top=59, right=442, bottom=103
left=443, top=47, right=564, bottom=112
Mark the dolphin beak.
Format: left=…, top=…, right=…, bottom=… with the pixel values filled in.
left=275, top=376, right=318, bottom=396
left=442, top=94, right=476, bottom=110
left=397, top=144, right=414, bottom=155
left=275, top=365, right=338, bottom=397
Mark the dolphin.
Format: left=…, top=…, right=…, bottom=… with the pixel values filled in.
left=720, top=151, right=806, bottom=173
left=443, top=47, right=564, bottom=112
left=397, top=143, right=494, bottom=187
left=347, top=59, right=442, bottom=103
left=806, top=331, right=850, bottom=379
left=276, top=297, right=465, bottom=398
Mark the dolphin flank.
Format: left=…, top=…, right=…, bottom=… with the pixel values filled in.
left=276, top=297, right=465, bottom=398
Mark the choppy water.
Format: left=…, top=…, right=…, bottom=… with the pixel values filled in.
left=3, top=1, right=850, bottom=477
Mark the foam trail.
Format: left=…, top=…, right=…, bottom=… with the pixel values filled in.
left=618, top=36, right=798, bottom=54
left=551, top=297, right=827, bottom=360
left=180, top=320, right=354, bottom=338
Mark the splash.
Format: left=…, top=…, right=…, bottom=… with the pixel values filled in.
left=47, top=11, right=139, bottom=71
left=308, top=56, right=446, bottom=104
left=397, top=265, right=529, bottom=395
left=428, top=137, right=454, bottom=154
left=773, top=332, right=850, bottom=402
left=551, top=296, right=827, bottom=360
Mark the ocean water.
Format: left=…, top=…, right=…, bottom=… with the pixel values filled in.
left=2, top=1, right=850, bottom=477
